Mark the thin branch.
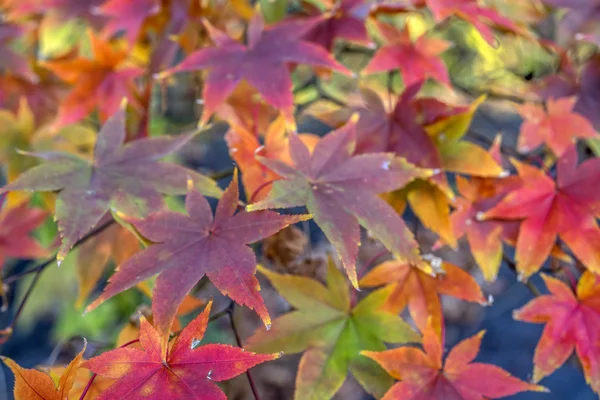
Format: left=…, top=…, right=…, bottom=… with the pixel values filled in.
left=502, top=254, right=541, bottom=297
left=0, top=219, right=116, bottom=342
left=228, top=304, right=261, bottom=400
left=3, top=219, right=115, bottom=285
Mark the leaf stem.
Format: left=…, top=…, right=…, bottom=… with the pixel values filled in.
left=228, top=304, right=261, bottom=400
left=502, top=255, right=541, bottom=296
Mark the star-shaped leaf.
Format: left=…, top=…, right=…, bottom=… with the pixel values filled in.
left=84, top=300, right=280, bottom=400
left=96, top=0, right=162, bottom=46
left=516, top=97, right=598, bottom=156
left=161, top=14, right=352, bottom=125
left=514, top=272, right=600, bottom=394
left=246, top=260, right=421, bottom=400
left=363, top=320, right=548, bottom=399
left=301, top=0, right=372, bottom=51
left=87, top=170, right=309, bottom=337
left=247, top=119, right=431, bottom=286
left=43, top=31, right=143, bottom=127
left=363, top=21, right=451, bottom=87
left=1, top=341, right=86, bottom=400
left=360, top=256, right=486, bottom=336
left=481, top=145, right=600, bottom=279
left=0, top=107, right=221, bottom=262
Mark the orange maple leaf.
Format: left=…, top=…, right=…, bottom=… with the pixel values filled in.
left=1, top=341, right=86, bottom=400
left=514, top=272, right=600, bottom=393
left=360, top=256, right=486, bottom=336
left=362, top=320, right=548, bottom=399
left=43, top=31, right=143, bottom=127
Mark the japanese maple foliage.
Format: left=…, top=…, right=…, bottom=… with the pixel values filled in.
left=363, top=319, right=548, bottom=399
left=248, top=119, right=432, bottom=286
left=0, top=106, right=220, bottom=263
left=514, top=272, right=600, bottom=393
left=1, top=0, right=600, bottom=399
left=87, top=171, right=309, bottom=338
left=162, top=14, right=352, bottom=125
left=85, top=300, right=280, bottom=400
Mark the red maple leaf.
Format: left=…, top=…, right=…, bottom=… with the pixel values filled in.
left=162, top=15, right=352, bottom=124
left=0, top=201, right=49, bottom=271
left=87, top=171, right=309, bottom=337
left=363, top=21, right=451, bottom=87
left=535, top=54, right=600, bottom=129
left=362, top=319, right=548, bottom=399
left=247, top=119, right=431, bottom=286
left=0, top=107, right=220, bottom=262
left=301, top=0, right=372, bottom=51
left=43, top=31, right=143, bottom=127
left=421, top=0, right=531, bottom=45
left=95, top=0, right=162, bottom=46
left=514, top=272, right=600, bottom=394
left=516, top=97, right=598, bottom=156
left=481, top=146, right=600, bottom=280
left=84, top=300, right=280, bottom=400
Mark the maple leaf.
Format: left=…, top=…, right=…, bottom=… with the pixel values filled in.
left=225, top=115, right=319, bottom=201
left=363, top=21, right=452, bottom=87
left=350, top=85, right=499, bottom=247
left=43, top=31, right=143, bottom=127
left=360, top=256, right=486, bottom=336
left=0, top=21, right=36, bottom=82
left=84, top=300, right=280, bottom=400
left=362, top=320, right=548, bottom=399
left=0, top=98, right=97, bottom=206
left=161, top=14, right=352, bottom=125
left=0, top=201, right=49, bottom=270
left=0, top=107, right=221, bottom=262
left=246, top=260, right=421, bottom=399
left=480, top=146, right=600, bottom=280
left=95, top=0, right=162, bottom=46
left=514, top=271, right=600, bottom=393
left=247, top=119, right=431, bottom=286
left=451, top=173, right=521, bottom=281
left=422, top=0, right=531, bottom=46
left=1, top=340, right=86, bottom=400
left=516, top=97, right=598, bottom=156
left=75, top=218, right=140, bottom=307
left=300, top=0, right=372, bottom=51
left=216, top=82, right=281, bottom=137
left=87, top=170, right=309, bottom=338
left=535, top=54, right=600, bottom=129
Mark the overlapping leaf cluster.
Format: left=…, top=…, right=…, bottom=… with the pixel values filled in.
left=0, top=0, right=599, bottom=399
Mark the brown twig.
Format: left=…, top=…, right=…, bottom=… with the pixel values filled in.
left=0, top=219, right=116, bottom=343
left=228, top=304, right=261, bottom=400
left=502, top=254, right=541, bottom=297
